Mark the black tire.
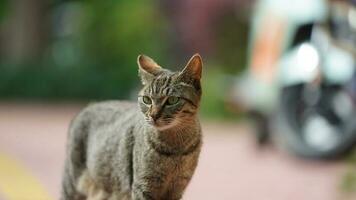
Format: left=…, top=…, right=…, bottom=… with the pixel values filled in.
left=274, top=84, right=356, bottom=159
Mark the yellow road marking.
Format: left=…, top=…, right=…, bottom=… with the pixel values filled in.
left=0, top=152, right=53, bottom=200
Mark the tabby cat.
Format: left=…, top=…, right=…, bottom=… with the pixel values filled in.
left=61, top=54, right=203, bottom=200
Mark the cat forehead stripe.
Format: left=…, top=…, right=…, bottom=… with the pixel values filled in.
left=158, top=76, right=172, bottom=94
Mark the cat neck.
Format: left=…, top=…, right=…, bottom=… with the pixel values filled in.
left=147, top=118, right=201, bottom=154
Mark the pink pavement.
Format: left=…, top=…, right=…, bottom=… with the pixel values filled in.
left=0, top=103, right=351, bottom=200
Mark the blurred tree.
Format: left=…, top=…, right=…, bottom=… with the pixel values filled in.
left=215, top=10, right=249, bottom=73
left=55, top=0, right=170, bottom=99
left=0, top=0, right=50, bottom=64
left=0, top=0, right=7, bottom=20
left=79, top=0, right=168, bottom=69
left=0, top=0, right=170, bottom=100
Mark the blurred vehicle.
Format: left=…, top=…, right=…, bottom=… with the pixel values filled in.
left=231, top=0, right=356, bottom=159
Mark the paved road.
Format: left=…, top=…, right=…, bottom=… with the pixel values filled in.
left=0, top=103, right=353, bottom=200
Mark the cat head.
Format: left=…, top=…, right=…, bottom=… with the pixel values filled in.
left=137, top=54, right=202, bottom=131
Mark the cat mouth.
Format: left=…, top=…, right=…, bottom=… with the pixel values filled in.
left=156, top=121, right=182, bottom=131
left=146, top=118, right=160, bottom=126
left=146, top=118, right=175, bottom=129
left=148, top=120, right=159, bottom=126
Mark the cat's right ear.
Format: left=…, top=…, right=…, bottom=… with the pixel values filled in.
left=137, top=55, right=162, bottom=85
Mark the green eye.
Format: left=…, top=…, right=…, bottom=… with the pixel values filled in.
left=142, top=96, right=152, bottom=104
left=167, top=96, right=180, bottom=105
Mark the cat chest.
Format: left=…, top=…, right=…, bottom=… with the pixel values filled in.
left=134, top=145, right=198, bottom=179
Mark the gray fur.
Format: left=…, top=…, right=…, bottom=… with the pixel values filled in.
left=61, top=54, right=203, bottom=200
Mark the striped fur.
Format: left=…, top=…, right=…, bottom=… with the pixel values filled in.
left=61, top=54, right=203, bottom=200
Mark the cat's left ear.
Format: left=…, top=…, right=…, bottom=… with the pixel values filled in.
left=137, top=55, right=163, bottom=85
left=179, top=54, right=203, bottom=82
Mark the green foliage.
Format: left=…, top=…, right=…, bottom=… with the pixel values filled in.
left=341, top=150, right=356, bottom=194
left=200, top=66, right=239, bottom=120
left=0, top=0, right=8, bottom=20
left=215, top=11, right=249, bottom=74
left=0, top=64, right=137, bottom=100
left=197, top=11, right=248, bottom=120
left=0, top=0, right=169, bottom=101
left=342, top=171, right=356, bottom=193
left=80, top=0, right=168, bottom=67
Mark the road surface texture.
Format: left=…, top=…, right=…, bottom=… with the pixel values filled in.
left=0, top=103, right=354, bottom=200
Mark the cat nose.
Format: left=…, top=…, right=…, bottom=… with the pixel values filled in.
left=149, top=106, right=162, bottom=121
left=149, top=108, right=160, bottom=121
left=149, top=113, right=159, bottom=121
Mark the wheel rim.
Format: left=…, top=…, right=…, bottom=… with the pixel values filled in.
left=285, top=84, right=354, bottom=154
left=302, top=114, right=341, bottom=152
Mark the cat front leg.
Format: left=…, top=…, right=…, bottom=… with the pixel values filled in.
left=164, top=175, right=192, bottom=200
left=131, top=173, right=167, bottom=200
left=165, top=153, right=200, bottom=200
left=131, top=183, right=155, bottom=200
left=132, top=175, right=189, bottom=200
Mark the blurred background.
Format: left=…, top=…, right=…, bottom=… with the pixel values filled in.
left=0, top=0, right=355, bottom=199
left=0, top=0, right=249, bottom=115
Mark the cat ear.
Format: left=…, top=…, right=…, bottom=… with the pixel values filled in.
left=179, top=53, right=203, bottom=81
left=137, top=55, right=162, bottom=85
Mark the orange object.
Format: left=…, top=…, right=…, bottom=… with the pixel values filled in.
left=251, top=15, right=286, bottom=83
